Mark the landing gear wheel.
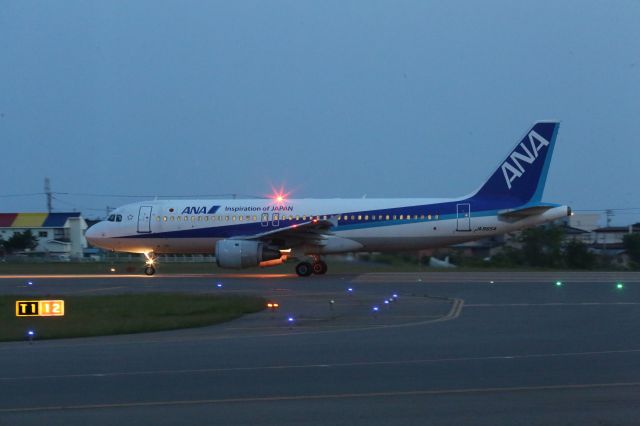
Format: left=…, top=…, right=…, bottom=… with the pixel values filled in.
left=312, top=260, right=328, bottom=275
left=295, top=262, right=313, bottom=277
left=144, top=265, right=156, bottom=276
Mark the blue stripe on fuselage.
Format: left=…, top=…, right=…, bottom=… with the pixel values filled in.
left=119, top=198, right=559, bottom=239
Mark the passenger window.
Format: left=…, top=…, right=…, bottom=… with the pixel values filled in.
left=177, top=216, right=181, bottom=221
left=253, top=215, right=257, bottom=221
left=357, top=215, right=362, bottom=220
left=364, top=215, right=369, bottom=220
left=393, top=215, right=397, bottom=220
left=238, top=216, right=243, bottom=221
left=225, top=216, right=229, bottom=221
left=399, top=215, right=404, bottom=220
left=385, top=215, right=390, bottom=220
left=204, top=216, right=208, bottom=221
left=350, top=215, right=355, bottom=220
left=232, top=216, right=236, bottom=221
left=170, top=216, right=174, bottom=221
left=184, top=216, right=188, bottom=221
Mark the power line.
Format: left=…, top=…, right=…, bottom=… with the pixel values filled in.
left=0, top=192, right=45, bottom=198
left=51, top=192, right=267, bottom=199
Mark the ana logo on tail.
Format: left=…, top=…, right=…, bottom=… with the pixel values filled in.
left=501, top=130, right=550, bottom=189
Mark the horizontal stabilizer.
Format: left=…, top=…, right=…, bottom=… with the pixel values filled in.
left=498, top=205, right=554, bottom=219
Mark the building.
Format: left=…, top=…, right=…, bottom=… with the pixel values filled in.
left=0, top=212, right=88, bottom=258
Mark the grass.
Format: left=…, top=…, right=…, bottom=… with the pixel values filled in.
left=0, top=293, right=265, bottom=342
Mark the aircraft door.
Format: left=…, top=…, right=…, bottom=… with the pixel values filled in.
left=456, top=203, right=471, bottom=232
left=137, top=206, right=152, bottom=233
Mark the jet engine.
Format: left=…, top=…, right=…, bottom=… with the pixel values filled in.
left=215, top=240, right=280, bottom=269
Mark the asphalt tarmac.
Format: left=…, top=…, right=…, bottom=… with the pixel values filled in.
left=1, top=271, right=639, bottom=426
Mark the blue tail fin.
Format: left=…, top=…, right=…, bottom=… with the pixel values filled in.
left=471, top=121, right=559, bottom=206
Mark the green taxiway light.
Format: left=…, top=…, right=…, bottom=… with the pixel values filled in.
left=555, top=281, right=563, bottom=287
left=616, top=282, right=624, bottom=290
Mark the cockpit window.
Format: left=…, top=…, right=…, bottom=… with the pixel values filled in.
left=108, top=214, right=116, bottom=222
left=116, top=215, right=122, bottom=222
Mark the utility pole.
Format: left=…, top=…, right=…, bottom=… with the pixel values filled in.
left=44, top=177, right=53, bottom=213
left=605, top=209, right=613, bottom=227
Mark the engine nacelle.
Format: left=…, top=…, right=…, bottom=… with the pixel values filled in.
left=215, top=239, right=280, bottom=269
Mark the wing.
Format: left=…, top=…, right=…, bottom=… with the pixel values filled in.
left=236, top=217, right=338, bottom=248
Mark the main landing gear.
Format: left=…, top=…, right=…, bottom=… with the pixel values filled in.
left=295, top=258, right=328, bottom=277
left=144, top=252, right=157, bottom=276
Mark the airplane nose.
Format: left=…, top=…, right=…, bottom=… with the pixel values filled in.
left=85, top=223, right=107, bottom=248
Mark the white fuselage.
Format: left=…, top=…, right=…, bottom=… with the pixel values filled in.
left=86, top=198, right=570, bottom=257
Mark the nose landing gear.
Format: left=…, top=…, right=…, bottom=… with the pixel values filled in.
left=143, top=252, right=157, bottom=276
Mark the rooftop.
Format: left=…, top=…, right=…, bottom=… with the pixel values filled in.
left=0, top=212, right=81, bottom=228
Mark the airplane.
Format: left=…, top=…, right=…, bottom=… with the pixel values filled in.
left=85, top=121, right=570, bottom=277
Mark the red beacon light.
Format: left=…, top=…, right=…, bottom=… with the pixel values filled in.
left=268, top=185, right=291, bottom=205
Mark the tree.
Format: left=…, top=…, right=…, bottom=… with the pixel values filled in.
left=519, top=225, right=564, bottom=268
left=623, top=233, right=640, bottom=269
left=2, top=230, right=39, bottom=254
left=564, top=240, right=596, bottom=269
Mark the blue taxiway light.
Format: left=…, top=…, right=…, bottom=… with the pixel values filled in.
left=347, top=287, right=353, bottom=293
left=384, top=300, right=390, bottom=305
left=372, top=306, right=379, bottom=312
left=27, top=330, right=35, bottom=337
left=216, top=283, right=223, bottom=288
left=392, top=294, right=399, bottom=299
left=287, top=317, right=295, bottom=322
left=27, top=281, right=33, bottom=286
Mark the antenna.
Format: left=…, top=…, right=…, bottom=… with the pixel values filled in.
left=44, top=177, right=53, bottom=213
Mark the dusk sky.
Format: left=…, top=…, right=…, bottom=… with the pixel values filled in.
left=1, top=1, right=639, bottom=224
